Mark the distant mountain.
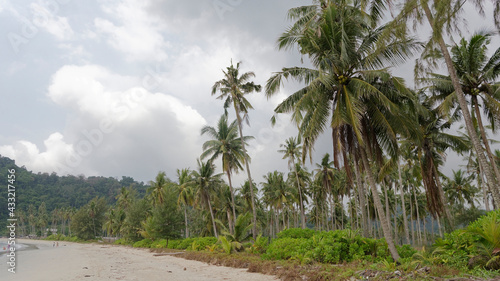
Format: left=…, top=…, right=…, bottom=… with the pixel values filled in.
left=0, top=155, right=148, bottom=231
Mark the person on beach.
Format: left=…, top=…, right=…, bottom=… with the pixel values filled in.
left=53, top=242, right=55, bottom=247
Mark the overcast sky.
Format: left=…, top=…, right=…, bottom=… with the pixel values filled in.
left=0, top=0, right=498, bottom=186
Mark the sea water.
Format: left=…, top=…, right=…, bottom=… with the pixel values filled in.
left=0, top=241, right=27, bottom=256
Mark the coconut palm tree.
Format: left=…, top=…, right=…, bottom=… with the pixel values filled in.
left=387, top=0, right=500, bottom=207
left=192, top=159, right=223, bottom=238
left=443, top=169, right=479, bottom=210
left=148, top=171, right=170, bottom=206
left=262, top=171, right=292, bottom=234
left=426, top=32, right=500, bottom=203
left=401, top=98, right=469, bottom=227
left=279, top=136, right=307, bottom=228
left=266, top=1, right=419, bottom=261
left=212, top=61, right=262, bottom=239
left=314, top=153, right=340, bottom=231
left=176, top=168, right=194, bottom=238
left=201, top=114, right=252, bottom=233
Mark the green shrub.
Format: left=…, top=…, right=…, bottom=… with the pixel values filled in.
left=133, top=238, right=153, bottom=248
left=263, top=237, right=314, bottom=260
left=151, top=239, right=168, bottom=248
left=277, top=228, right=317, bottom=239
left=397, top=244, right=417, bottom=259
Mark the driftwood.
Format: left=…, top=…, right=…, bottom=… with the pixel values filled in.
left=153, top=252, right=184, bottom=256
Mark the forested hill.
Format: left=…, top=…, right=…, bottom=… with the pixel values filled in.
left=0, top=155, right=148, bottom=229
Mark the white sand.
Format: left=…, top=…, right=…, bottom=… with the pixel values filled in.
left=1, top=239, right=279, bottom=281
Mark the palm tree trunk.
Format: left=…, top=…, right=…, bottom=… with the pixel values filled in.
left=422, top=3, right=500, bottom=208
left=184, top=206, right=189, bottom=238
left=398, top=161, right=410, bottom=244
left=226, top=170, right=237, bottom=234
left=292, top=158, right=306, bottom=229
left=436, top=216, right=443, bottom=238
left=413, top=187, right=422, bottom=246
left=383, top=183, right=391, bottom=234
left=233, top=105, right=257, bottom=239
left=359, top=146, right=400, bottom=262
left=432, top=164, right=454, bottom=229
left=409, top=190, right=415, bottom=245
left=473, top=97, right=500, bottom=194
left=207, top=198, right=218, bottom=238
left=393, top=183, right=398, bottom=245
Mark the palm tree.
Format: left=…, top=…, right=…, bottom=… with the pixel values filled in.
left=192, top=159, right=223, bottom=238
left=314, top=153, right=340, bottom=232
left=212, top=60, right=262, bottom=239
left=176, top=168, right=194, bottom=238
left=287, top=163, right=312, bottom=228
left=402, top=98, right=469, bottom=227
left=389, top=0, right=500, bottom=208
left=443, top=169, right=479, bottom=210
left=201, top=114, right=252, bottom=233
left=427, top=32, right=500, bottom=204
left=266, top=1, right=419, bottom=261
left=279, top=136, right=307, bottom=228
left=148, top=171, right=169, bottom=206
left=262, top=171, right=292, bottom=235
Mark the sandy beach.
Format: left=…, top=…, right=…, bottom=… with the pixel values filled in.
left=1, top=239, right=279, bottom=281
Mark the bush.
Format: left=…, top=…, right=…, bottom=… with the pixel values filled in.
left=277, top=228, right=317, bottom=239
left=133, top=238, right=153, bottom=248
left=263, top=237, right=314, bottom=260
left=397, top=244, right=417, bottom=259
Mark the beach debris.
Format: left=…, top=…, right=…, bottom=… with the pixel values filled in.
left=83, top=267, right=88, bottom=269
left=183, top=267, right=186, bottom=271
left=84, top=275, right=92, bottom=277
left=167, top=270, right=172, bottom=273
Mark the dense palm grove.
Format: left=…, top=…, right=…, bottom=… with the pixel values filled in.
left=5, top=0, right=500, bottom=276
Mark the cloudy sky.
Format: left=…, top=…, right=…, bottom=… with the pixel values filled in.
left=0, top=0, right=498, bottom=186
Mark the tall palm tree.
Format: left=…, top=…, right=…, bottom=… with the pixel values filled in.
left=212, top=60, right=262, bottom=239
left=279, top=136, right=307, bottom=228
left=402, top=98, right=469, bottom=227
left=148, top=171, right=169, bottom=206
left=201, top=114, right=252, bottom=233
left=389, top=0, right=500, bottom=207
left=266, top=1, right=419, bottom=261
left=192, top=159, right=223, bottom=238
left=427, top=32, right=500, bottom=203
left=176, top=168, right=194, bottom=238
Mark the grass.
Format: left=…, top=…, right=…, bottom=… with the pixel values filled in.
left=149, top=248, right=476, bottom=281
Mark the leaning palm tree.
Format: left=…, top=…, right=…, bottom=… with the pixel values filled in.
left=192, top=159, right=223, bottom=238
left=279, top=136, right=307, bottom=228
left=426, top=32, right=500, bottom=204
left=266, top=1, right=419, bottom=261
left=386, top=0, right=500, bottom=207
left=176, top=168, right=194, bottom=238
left=201, top=114, right=253, bottom=233
left=212, top=61, right=262, bottom=239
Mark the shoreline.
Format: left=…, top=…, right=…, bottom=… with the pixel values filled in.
left=1, top=239, right=278, bottom=281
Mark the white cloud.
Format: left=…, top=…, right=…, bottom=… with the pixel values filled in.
left=94, top=0, right=169, bottom=62
left=2, top=64, right=206, bottom=180
left=30, top=2, right=74, bottom=40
